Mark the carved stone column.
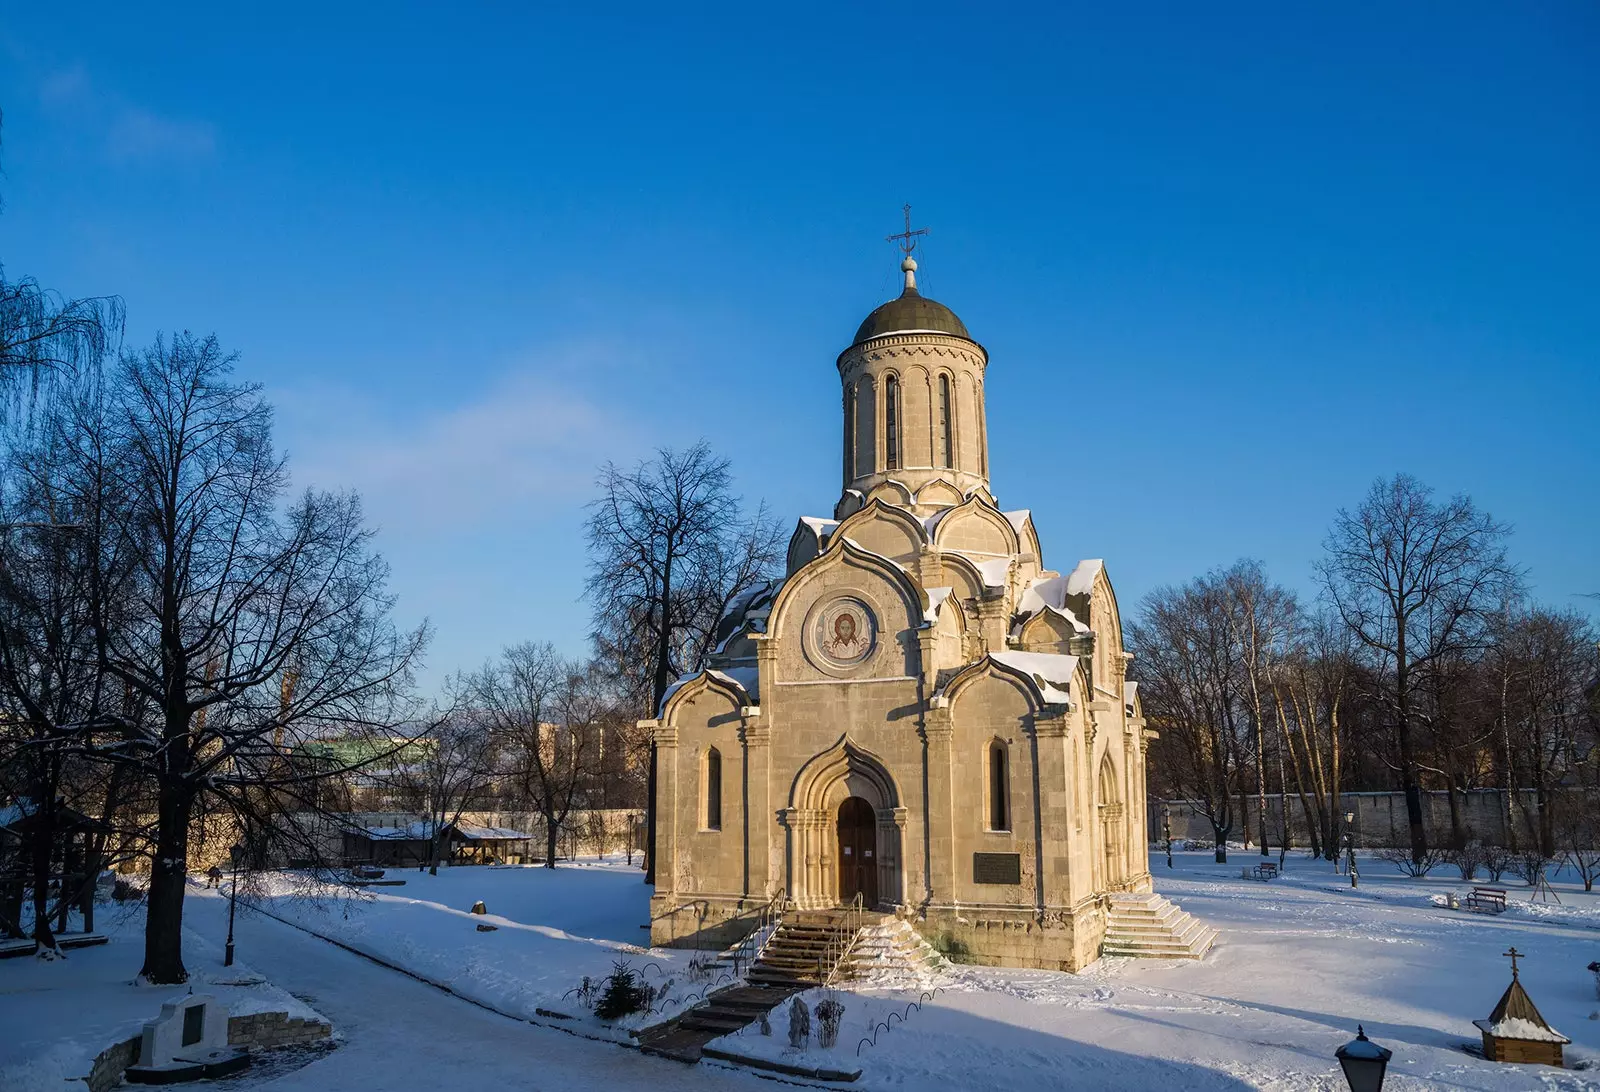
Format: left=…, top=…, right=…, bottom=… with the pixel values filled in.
left=648, top=720, right=677, bottom=896
left=921, top=706, right=955, bottom=906
left=879, top=806, right=910, bottom=908
left=740, top=715, right=770, bottom=900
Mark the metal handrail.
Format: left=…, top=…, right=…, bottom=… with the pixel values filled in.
left=820, top=891, right=866, bottom=987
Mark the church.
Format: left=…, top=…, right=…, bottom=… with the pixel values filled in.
left=644, top=241, right=1158, bottom=971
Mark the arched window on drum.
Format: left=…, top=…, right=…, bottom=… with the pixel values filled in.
left=884, top=375, right=900, bottom=471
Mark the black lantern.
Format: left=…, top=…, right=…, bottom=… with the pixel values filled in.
left=1335, top=1026, right=1391, bottom=1092
left=224, top=842, right=244, bottom=967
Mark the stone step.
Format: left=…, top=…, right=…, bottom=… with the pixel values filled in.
left=679, top=1011, right=754, bottom=1033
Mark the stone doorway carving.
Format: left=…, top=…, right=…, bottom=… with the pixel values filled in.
left=836, top=796, right=878, bottom=906
left=783, top=737, right=906, bottom=910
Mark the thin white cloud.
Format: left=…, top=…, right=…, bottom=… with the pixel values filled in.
left=37, top=62, right=216, bottom=165
left=279, top=352, right=647, bottom=538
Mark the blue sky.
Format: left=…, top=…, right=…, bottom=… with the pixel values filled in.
left=2, top=4, right=1595, bottom=690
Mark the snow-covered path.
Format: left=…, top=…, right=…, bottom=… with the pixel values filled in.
left=181, top=894, right=765, bottom=1091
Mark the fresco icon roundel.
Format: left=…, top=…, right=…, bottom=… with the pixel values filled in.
left=811, top=597, right=876, bottom=671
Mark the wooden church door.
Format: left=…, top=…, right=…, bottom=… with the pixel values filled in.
left=836, top=796, right=878, bottom=906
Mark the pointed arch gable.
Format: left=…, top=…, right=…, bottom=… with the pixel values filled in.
left=1018, top=607, right=1081, bottom=653
left=916, top=478, right=964, bottom=508
left=1011, top=513, right=1044, bottom=566
left=767, top=535, right=927, bottom=643
left=866, top=479, right=914, bottom=507
left=788, top=734, right=901, bottom=811
left=935, top=550, right=987, bottom=602
left=931, top=495, right=1021, bottom=557
left=941, top=656, right=1048, bottom=714
left=787, top=518, right=830, bottom=575
left=660, top=670, right=749, bottom=725
left=830, top=497, right=927, bottom=565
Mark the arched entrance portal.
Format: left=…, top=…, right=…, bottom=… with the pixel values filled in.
left=836, top=797, right=878, bottom=906
left=783, top=738, right=906, bottom=910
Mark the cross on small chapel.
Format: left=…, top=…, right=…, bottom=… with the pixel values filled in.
left=1504, top=947, right=1523, bottom=978
left=886, top=203, right=929, bottom=257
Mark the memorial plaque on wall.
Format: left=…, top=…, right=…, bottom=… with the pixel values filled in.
left=972, top=852, right=1021, bottom=885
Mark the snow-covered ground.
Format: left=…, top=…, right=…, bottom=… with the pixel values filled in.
left=232, top=858, right=718, bottom=1034
left=8, top=851, right=1599, bottom=1091
left=0, top=899, right=327, bottom=1092
left=712, top=851, right=1600, bottom=1090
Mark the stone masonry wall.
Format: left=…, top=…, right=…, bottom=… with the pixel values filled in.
left=82, top=1011, right=331, bottom=1092
left=227, top=1011, right=333, bottom=1049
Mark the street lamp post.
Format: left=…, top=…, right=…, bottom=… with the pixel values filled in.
left=224, top=843, right=243, bottom=967
left=1344, top=811, right=1359, bottom=889
left=1162, top=804, right=1173, bottom=869
left=1335, top=1025, right=1392, bottom=1092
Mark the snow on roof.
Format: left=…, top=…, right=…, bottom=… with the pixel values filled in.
left=1123, top=680, right=1140, bottom=712
left=1337, top=1036, right=1390, bottom=1060
left=346, top=820, right=533, bottom=842
left=1065, top=559, right=1105, bottom=597
left=454, top=823, right=534, bottom=841
left=1014, top=574, right=1089, bottom=635
left=1473, top=1017, right=1570, bottom=1044
left=711, top=667, right=760, bottom=703
left=347, top=820, right=437, bottom=841
left=989, top=651, right=1079, bottom=705
left=976, top=558, right=1012, bottom=589
left=1002, top=509, right=1031, bottom=534
left=659, top=666, right=761, bottom=715
left=924, top=586, right=954, bottom=624
left=799, top=516, right=837, bottom=539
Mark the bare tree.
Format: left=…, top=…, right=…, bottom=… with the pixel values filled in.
left=1131, top=569, right=1245, bottom=862
left=473, top=644, right=603, bottom=868
left=393, top=705, right=495, bottom=875
left=71, top=333, right=425, bottom=983
left=1318, top=474, right=1518, bottom=864
left=583, top=443, right=780, bottom=882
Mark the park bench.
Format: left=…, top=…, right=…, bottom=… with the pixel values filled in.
left=1239, top=862, right=1279, bottom=881
left=1463, top=886, right=1507, bottom=914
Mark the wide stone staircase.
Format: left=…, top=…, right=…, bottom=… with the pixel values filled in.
left=637, top=909, right=873, bottom=1063
left=635, top=982, right=803, bottom=1063
left=1102, top=892, right=1216, bottom=959
left=746, top=909, right=880, bottom=988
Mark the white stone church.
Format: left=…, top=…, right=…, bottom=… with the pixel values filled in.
left=645, top=250, right=1169, bottom=971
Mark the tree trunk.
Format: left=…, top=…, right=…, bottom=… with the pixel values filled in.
left=545, top=815, right=559, bottom=869
left=140, top=780, right=192, bottom=984
left=29, top=816, right=58, bottom=952
left=1211, top=818, right=1230, bottom=864
left=646, top=562, right=674, bottom=887
left=1395, top=660, right=1428, bottom=863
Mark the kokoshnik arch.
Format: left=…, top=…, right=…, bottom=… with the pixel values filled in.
left=642, top=246, right=1154, bottom=970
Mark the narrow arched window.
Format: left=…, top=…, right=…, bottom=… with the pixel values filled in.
left=884, top=375, right=900, bottom=470
left=938, top=374, right=954, bottom=468
left=705, top=748, right=722, bottom=831
left=843, top=387, right=856, bottom=480
left=988, top=741, right=1009, bottom=831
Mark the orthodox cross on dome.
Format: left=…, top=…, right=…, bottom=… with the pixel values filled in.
left=1504, top=947, right=1523, bottom=978
left=886, top=203, right=929, bottom=257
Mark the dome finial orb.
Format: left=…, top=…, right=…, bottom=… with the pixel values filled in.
left=901, top=255, right=918, bottom=293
